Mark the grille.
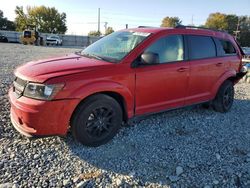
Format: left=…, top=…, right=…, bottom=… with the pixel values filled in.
left=46, top=39, right=57, bottom=42
left=13, top=77, right=27, bottom=98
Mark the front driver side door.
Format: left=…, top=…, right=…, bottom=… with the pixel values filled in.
left=135, top=34, right=189, bottom=115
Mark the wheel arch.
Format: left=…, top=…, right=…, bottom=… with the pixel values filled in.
left=70, top=91, right=130, bottom=126
left=211, top=70, right=236, bottom=99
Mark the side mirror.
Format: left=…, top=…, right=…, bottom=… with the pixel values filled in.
left=141, top=52, right=160, bottom=64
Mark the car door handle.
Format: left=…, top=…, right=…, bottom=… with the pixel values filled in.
left=177, top=67, right=188, bottom=72
left=216, top=63, right=223, bottom=67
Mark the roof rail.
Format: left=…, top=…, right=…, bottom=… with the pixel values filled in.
left=138, top=26, right=155, bottom=28
left=175, top=25, right=228, bottom=33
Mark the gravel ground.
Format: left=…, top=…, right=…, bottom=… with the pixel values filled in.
left=1, top=43, right=250, bottom=188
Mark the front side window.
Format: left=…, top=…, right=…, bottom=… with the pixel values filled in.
left=188, top=35, right=216, bottom=60
left=144, top=35, right=184, bottom=63
left=81, top=31, right=151, bottom=63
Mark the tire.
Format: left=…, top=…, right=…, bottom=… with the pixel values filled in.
left=202, top=102, right=210, bottom=109
left=71, top=94, right=123, bottom=147
left=212, top=80, right=234, bottom=113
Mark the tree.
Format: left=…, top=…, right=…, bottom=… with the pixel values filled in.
left=14, top=6, right=67, bottom=34
left=105, top=27, right=114, bottom=35
left=0, top=10, right=16, bottom=30
left=88, top=31, right=101, bottom=37
left=161, top=17, right=182, bottom=27
left=205, top=13, right=228, bottom=30
left=14, top=6, right=28, bottom=31
left=225, top=14, right=238, bottom=34
left=237, top=16, right=250, bottom=46
left=205, top=13, right=250, bottom=46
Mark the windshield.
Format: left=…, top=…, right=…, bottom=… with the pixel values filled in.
left=81, top=31, right=151, bottom=63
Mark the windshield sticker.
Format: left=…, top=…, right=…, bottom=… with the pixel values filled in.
left=133, top=32, right=151, bottom=37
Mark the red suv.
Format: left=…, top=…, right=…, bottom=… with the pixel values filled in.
left=9, top=26, right=246, bottom=146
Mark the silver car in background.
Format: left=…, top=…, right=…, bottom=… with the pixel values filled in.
left=46, top=35, right=62, bottom=46
left=242, top=47, right=250, bottom=83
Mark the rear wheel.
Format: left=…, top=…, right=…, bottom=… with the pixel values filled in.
left=71, top=94, right=123, bottom=147
left=212, top=80, right=234, bottom=113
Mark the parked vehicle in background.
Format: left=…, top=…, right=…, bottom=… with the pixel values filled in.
left=0, top=33, right=8, bottom=42
left=9, top=26, right=247, bottom=146
left=242, top=47, right=250, bottom=83
left=20, top=25, right=41, bottom=45
left=242, top=47, right=250, bottom=55
left=46, top=35, right=62, bottom=46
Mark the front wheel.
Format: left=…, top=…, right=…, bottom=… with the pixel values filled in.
left=71, top=94, right=123, bottom=147
left=212, top=80, right=234, bottom=113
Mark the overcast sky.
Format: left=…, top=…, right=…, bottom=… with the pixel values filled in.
left=1, top=0, right=250, bottom=35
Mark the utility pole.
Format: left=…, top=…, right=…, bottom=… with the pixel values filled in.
left=98, top=8, right=100, bottom=34
left=104, top=22, right=108, bottom=32
left=234, top=18, right=240, bottom=39
left=191, top=15, right=194, bottom=26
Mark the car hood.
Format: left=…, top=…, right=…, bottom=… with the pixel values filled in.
left=15, top=53, right=112, bottom=83
left=47, top=37, right=59, bottom=40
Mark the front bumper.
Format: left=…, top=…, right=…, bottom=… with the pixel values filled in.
left=9, top=88, right=80, bottom=137
left=46, top=40, right=59, bottom=44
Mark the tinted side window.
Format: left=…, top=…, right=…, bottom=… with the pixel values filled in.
left=145, top=35, right=184, bottom=63
left=219, top=40, right=236, bottom=55
left=188, top=35, right=216, bottom=60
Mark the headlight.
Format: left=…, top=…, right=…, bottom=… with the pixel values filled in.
left=23, top=83, right=64, bottom=100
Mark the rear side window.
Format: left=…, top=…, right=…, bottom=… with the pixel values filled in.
left=216, top=39, right=236, bottom=56
left=187, top=35, right=216, bottom=60
left=145, top=35, right=184, bottom=63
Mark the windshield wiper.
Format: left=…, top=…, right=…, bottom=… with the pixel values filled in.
left=80, top=52, right=118, bottom=63
left=80, top=52, right=103, bottom=60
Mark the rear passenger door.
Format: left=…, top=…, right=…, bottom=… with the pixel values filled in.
left=185, top=35, right=225, bottom=105
left=213, top=38, right=239, bottom=72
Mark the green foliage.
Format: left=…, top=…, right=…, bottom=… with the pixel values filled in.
left=226, top=14, right=238, bottom=34
left=14, top=6, right=67, bottom=34
left=161, top=17, right=182, bottom=27
left=205, top=12, right=250, bottom=46
left=205, top=13, right=228, bottom=30
left=105, top=27, right=114, bottom=35
left=0, top=10, right=16, bottom=30
left=88, top=31, right=101, bottom=37
left=238, top=16, right=250, bottom=46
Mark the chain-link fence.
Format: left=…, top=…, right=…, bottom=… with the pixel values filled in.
left=0, top=30, right=100, bottom=47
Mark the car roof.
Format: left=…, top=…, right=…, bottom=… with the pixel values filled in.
left=126, top=26, right=233, bottom=41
